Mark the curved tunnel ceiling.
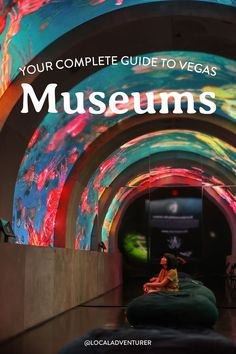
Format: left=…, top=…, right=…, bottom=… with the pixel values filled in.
left=1, top=0, right=236, bottom=102
left=101, top=169, right=236, bottom=251
left=1, top=0, right=236, bottom=142
left=73, top=130, right=236, bottom=250
left=0, top=0, right=235, bottom=253
left=11, top=51, right=236, bottom=247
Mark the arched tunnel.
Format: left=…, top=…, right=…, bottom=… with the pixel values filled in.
left=0, top=0, right=236, bottom=350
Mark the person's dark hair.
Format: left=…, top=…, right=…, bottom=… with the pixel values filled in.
left=163, top=253, right=178, bottom=270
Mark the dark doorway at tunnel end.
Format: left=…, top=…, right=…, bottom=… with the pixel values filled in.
left=118, top=186, right=231, bottom=280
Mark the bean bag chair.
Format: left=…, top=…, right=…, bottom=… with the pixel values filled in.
left=178, top=272, right=192, bottom=279
left=179, top=278, right=216, bottom=304
left=58, top=327, right=236, bottom=354
left=126, top=291, right=218, bottom=327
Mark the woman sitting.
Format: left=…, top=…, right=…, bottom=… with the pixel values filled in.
left=143, top=253, right=179, bottom=293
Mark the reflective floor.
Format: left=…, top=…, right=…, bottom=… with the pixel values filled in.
left=1, top=277, right=236, bottom=354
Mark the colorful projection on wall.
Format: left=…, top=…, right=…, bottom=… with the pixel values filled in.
left=74, top=131, right=236, bottom=251
left=123, top=232, right=148, bottom=262
left=101, top=168, right=236, bottom=251
left=12, top=51, right=236, bottom=247
left=0, top=0, right=235, bottom=102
